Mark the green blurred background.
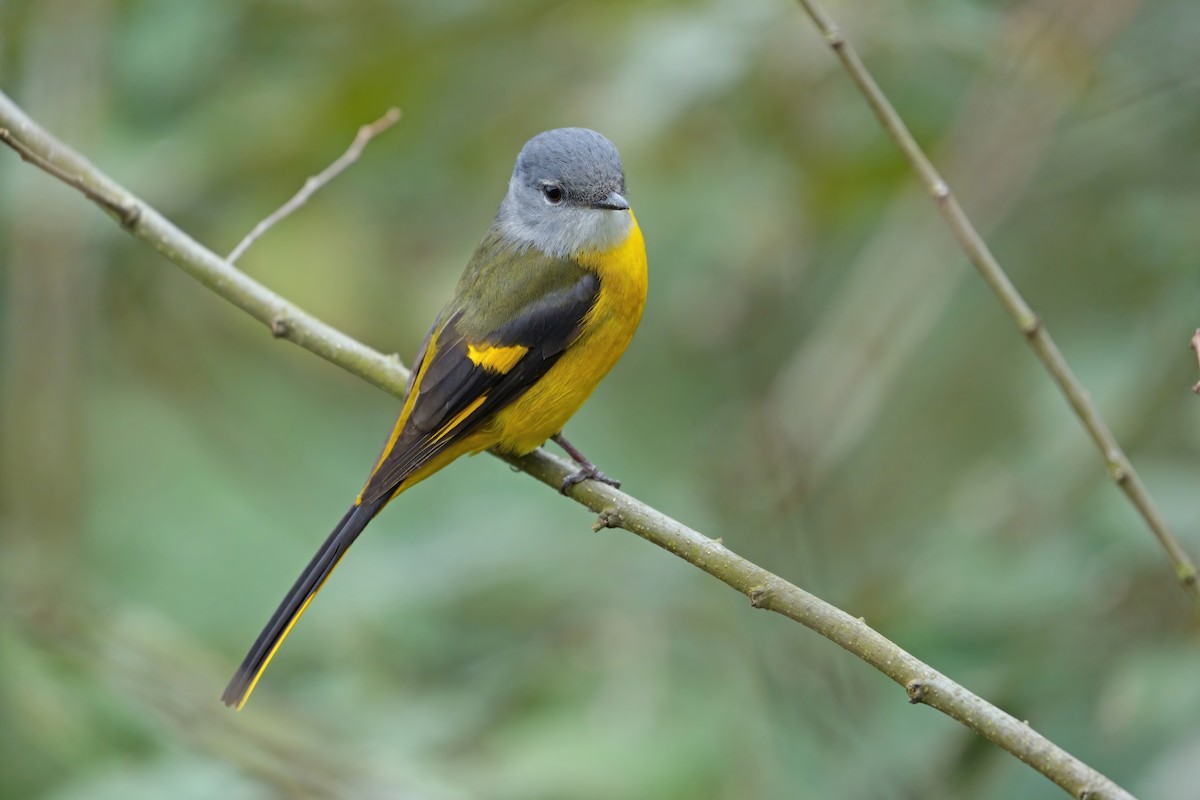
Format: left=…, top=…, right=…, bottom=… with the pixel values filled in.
left=2, top=0, right=1198, bottom=798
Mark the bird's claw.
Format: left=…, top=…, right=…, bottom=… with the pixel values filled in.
left=559, top=466, right=621, bottom=494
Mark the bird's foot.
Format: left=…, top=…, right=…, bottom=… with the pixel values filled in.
left=552, top=432, right=621, bottom=494
left=560, top=464, right=621, bottom=494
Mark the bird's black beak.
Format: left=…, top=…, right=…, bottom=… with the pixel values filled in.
left=593, top=191, right=629, bottom=211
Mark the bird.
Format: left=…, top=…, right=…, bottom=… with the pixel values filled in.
left=221, top=127, right=648, bottom=709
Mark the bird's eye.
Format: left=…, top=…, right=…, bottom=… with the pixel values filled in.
left=542, top=184, right=564, bottom=204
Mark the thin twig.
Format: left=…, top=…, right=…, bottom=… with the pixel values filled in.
left=791, top=0, right=1200, bottom=604
left=227, top=107, right=402, bottom=264
left=0, top=89, right=1136, bottom=800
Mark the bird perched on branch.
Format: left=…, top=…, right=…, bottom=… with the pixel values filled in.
left=222, top=127, right=648, bottom=709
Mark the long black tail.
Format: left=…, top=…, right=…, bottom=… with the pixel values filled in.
left=221, top=496, right=386, bottom=709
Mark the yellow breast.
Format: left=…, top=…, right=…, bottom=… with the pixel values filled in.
left=485, top=213, right=648, bottom=455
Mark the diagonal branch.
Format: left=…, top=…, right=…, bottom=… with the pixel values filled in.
left=0, top=89, right=1135, bottom=800
left=227, top=107, right=402, bottom=264
left=791, top=0, right=1200, bottom=604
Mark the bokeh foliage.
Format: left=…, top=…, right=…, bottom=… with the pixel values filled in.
left=2, top=0, right=1199, bottom=798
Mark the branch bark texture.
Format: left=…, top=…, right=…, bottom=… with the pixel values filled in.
left=0, top=89, right=1136, bottom=800
left=791, top=0, right=1199, bottom=604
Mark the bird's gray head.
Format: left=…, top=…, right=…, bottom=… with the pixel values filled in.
left=494, top=128, right=633, bottom=258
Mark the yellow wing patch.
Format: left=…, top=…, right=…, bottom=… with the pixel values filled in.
left=467, top=342, right=528, bottom=374
left=433, top=393, right=488, bottom=442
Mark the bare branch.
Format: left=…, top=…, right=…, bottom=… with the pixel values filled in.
left=0, top=95, right=406, bottom=398
left=791, top=0, right=1200, bottom=605
left=0, top=89, right=1136, bottom=800
left=227, top=106, right=402, bottom=264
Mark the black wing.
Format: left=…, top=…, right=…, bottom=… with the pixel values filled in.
left=359, top=271, right=598, bottom=504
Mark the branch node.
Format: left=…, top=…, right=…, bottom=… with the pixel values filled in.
left=113, top=201, right=142, bottom=229
left=592, top=508, right=623, bottom=532
left=748, top=585, right=773, bottom=609
left=270, top=316, right=290, bottom=338
left=1018, top=311, right=1043, bottom=339
left=929, top=179, right=950, bottom=202
left=1104, top=449, right=1129, bottom=485
left=1178, top=565, right=1198, bottom=588
left=824, top=24, right=845, bottom=49
left=906, top=678, right=929, bottom=705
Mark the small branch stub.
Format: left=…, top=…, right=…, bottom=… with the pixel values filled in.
left=906, top=678, right=929, bottom=705
left=591, top=508, right=623, bottom=532
left=748, top=585, right=773, bottom=609
left=1178, top=565, right=1198, bottom=588
left=1018, top=311, right=1043, bottom=339
left=269, top=316, right=290, bottom=338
